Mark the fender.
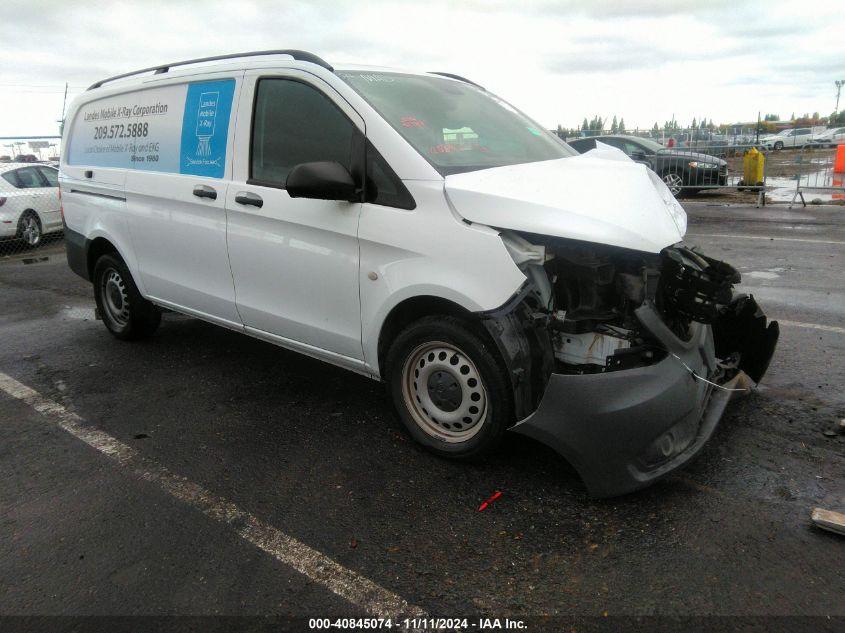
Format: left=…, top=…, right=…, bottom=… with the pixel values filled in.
left=478, top=284, right=554, bottom=421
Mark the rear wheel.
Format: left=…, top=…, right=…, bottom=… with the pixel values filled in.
left=93, top=253, right=161, bottom=340
left=17, top=211, right=42, bottom=247
left=385, top=316, right=513, bottom=458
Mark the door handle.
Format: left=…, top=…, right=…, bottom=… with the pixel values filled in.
left=193, top=185, right=217, bottom=200
left=235, top=191, right=263, bottom=208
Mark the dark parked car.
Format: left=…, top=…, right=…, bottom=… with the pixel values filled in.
left=568, top=135, right=728, bottom=196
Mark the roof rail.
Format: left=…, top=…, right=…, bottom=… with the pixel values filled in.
left=87, top=49, right=333, bottom=90
left=429, top=72, right=484, bottom=90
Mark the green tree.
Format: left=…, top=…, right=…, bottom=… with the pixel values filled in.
left=610, top=115, right=618, bottom=133
left=618, top=118, right=626, bottom=133
left=581, top=118, right=589, bottom=132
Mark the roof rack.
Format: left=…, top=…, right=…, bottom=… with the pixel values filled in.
left=87, top=49, right=333, bottom=90
left=429, top=72, right=484, bottom=90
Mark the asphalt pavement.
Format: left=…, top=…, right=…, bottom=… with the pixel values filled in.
left=0, top=204, right=843, bottom=631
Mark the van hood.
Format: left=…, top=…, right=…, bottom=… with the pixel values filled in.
left=444, top=154, right=687, bottom=253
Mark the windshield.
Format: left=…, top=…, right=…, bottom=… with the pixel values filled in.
left=338, top=71, right=576, bottom=175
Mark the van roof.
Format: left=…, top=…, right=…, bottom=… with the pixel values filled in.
left=86, top=49, right=476, bottom=92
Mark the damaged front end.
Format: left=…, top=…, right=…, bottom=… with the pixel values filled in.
left=481, top=232, right=779, bottom=497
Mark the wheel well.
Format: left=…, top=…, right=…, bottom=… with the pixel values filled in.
left=377, top=295, right=477, bottom=376
left=87, top=237, right=119, bottom=279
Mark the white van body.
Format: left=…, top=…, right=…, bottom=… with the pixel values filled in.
left=60, top=52, right=777, bottom=497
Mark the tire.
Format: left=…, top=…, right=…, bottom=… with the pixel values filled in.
left=385, top=315, right=513, bottom=459
left=662, top=170, right=684, bottom=197
left=773, top=141, right=783, bottom=151
left=17, top=210, right=42, bottom=248
left=93, top=253, right=161, bottom=340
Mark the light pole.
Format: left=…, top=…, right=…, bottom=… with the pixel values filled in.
left=837, top=80, right=844, bottom=115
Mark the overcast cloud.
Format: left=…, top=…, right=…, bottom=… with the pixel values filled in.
left=0, top=0, right=842, bottom=141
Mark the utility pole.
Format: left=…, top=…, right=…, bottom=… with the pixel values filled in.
left=836, top=80, right=844, bottom=115
left=58, top=82, right=69, bottom=136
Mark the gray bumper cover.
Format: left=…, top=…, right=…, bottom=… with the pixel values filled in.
left=511, top=302, right=742, bottom=498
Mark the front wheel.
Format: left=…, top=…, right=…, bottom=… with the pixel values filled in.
left=385, top=316, right=513, bottom=458
left=773, top=141, right=784, bottom=151
left=93, top=253, right=161, bottom=340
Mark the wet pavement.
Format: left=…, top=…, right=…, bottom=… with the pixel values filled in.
left=0, top=204, right=843, bottom=629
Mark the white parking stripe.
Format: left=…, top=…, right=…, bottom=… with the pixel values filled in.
left=688, top=233, right=845, bottom=246
left=778, top=320, right=845, bottom=335
left=0, top=371, right=424, bottom=619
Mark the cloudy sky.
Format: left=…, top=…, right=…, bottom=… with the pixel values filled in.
left=1, top=0, right=842, bottom=141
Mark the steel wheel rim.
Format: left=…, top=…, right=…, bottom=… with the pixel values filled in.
left=22, top=215, right=41, bottom=246
left=663, top=172, right=683, bottom=195
left=102, top=268, right=130, bottom=327
left=401, top=341, right=488, bottom=443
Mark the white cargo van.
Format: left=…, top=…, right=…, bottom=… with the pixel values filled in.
left=60, top=50, right=778, bottom=497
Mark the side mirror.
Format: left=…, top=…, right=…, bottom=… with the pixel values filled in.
left=286, top=161, right=359, bottom=202
left=631, top=150, right=647, bottom=161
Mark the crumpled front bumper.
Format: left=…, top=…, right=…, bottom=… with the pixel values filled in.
left=510, top=302, right=761, bottom=498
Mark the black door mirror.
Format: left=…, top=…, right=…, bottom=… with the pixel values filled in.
left=631, top=150, right=647, bottom=161
left=286, top=161, right=359, bottom=202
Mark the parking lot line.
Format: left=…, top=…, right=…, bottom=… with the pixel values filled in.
left=688, top=233, right=845, bottom=246
left=778, top=320, right=845, bottom=335
left=0, top=371, right=424, bottom=620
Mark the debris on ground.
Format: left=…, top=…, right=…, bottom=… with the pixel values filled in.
left=811, top=508, right=845, bottom=536
left=478, top=490, right=503, bottom=512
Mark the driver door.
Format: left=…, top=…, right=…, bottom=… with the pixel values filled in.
left=225, top=72, right=365, bottom=364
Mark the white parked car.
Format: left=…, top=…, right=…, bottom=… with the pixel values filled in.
left=59, top=50, right=778, bottom=497
left=810, top=127, right=845, bottom=147
left=762, top=127, right=815, bottom=150
left=0, top=163, right=62, bottom=247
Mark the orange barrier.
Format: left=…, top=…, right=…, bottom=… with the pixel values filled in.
left=835, top=144, right=845, bottom=173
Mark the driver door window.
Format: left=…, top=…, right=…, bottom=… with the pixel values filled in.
left=250, top=79, right=356, bottom=187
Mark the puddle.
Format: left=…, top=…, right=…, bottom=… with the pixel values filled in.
left=62, top=306, right=97, bottom=321
left=21, top=256, right=50, bottom=265
left=766, top=169, right=845, bottom=203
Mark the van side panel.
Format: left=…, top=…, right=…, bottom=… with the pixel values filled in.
left=63, top=74, right=244, bottom=325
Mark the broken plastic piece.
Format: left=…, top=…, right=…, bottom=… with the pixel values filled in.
left=478, top=490, right=503, bottom=512
left=811, top=508, right=845, bottom=536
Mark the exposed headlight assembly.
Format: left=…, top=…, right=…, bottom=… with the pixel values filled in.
left=688, top=161, right=720, bottom=169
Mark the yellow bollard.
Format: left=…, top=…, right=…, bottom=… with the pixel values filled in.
left=742, top=147, right=765, bottom=187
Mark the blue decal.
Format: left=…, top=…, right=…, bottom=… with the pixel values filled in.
left=180, top=79, right=235, bottom=178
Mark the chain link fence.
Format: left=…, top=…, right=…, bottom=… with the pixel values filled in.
left=0, top=162, right=65, bottom=259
